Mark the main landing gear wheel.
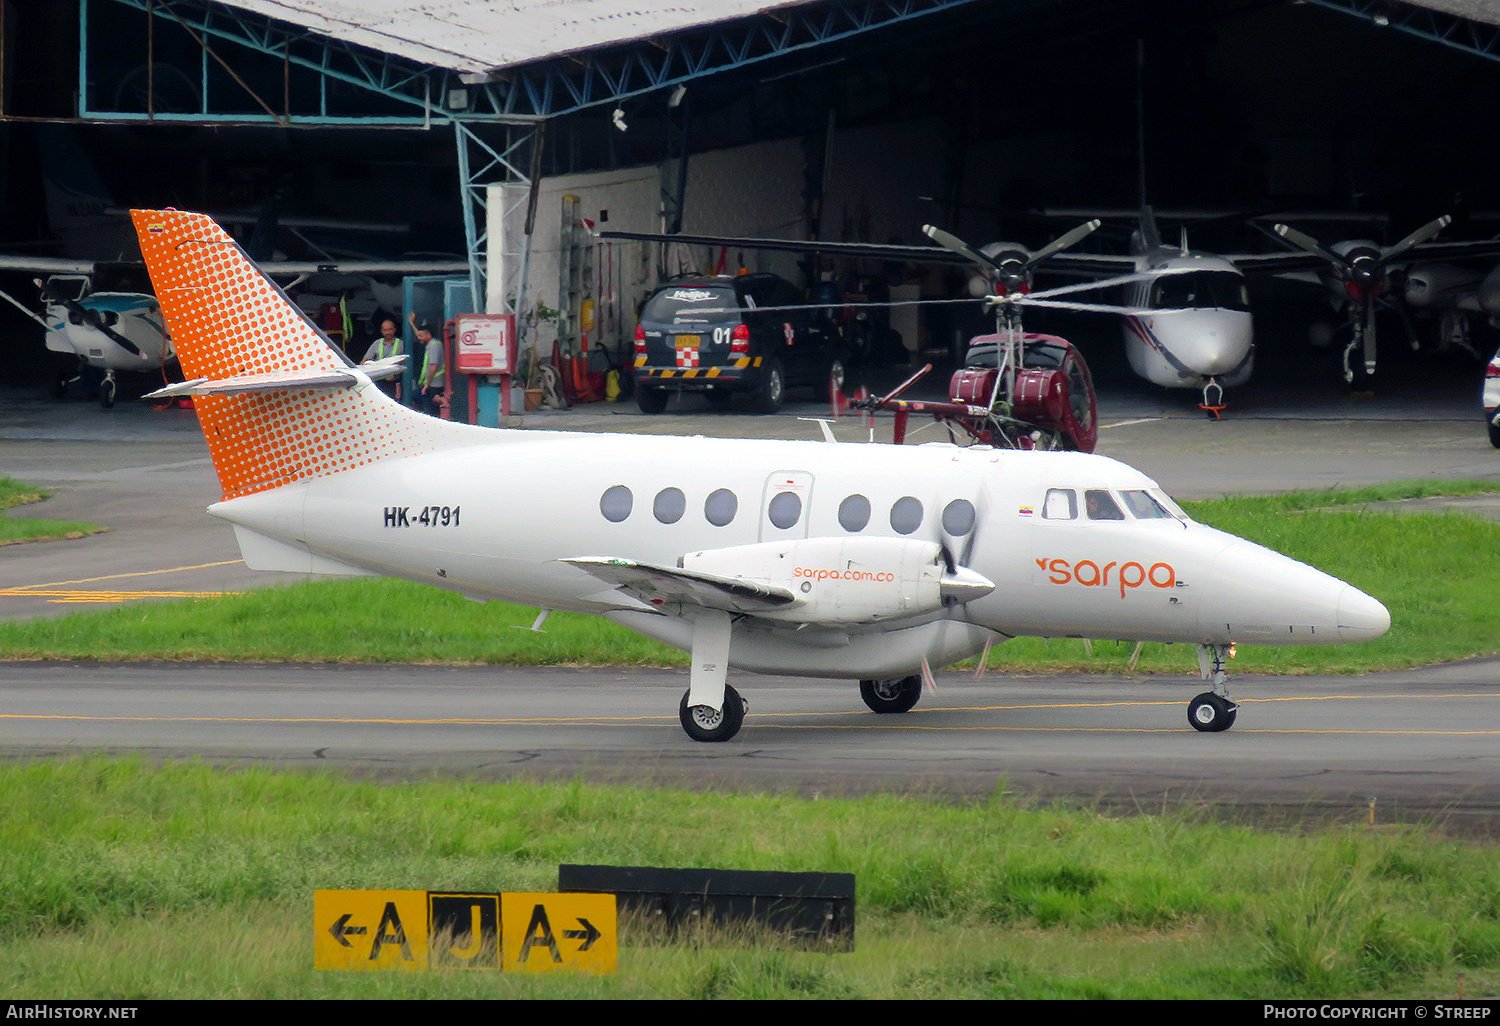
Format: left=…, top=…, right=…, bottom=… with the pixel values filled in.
left=1187, top=692, right=1237, bottom=732
left=100, top=377, right=117, bottom=409
left=859, top=675, right=922, bottom=714
left=679, top=684, right=746, bottom=742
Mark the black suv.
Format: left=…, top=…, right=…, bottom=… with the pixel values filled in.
left=632, top=274, right=842, bottom=413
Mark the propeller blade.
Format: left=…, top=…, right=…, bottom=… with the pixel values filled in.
left=922, top=224, right=1000, bottom=275
left=34, top=279, right=144, bottom=357
left=1380, top=214, right=1451, bottom=266
left=1026, top=219, right=1101, bottom=268
left=1272, top=224, right=1350, bottom=271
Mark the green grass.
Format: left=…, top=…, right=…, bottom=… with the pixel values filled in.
left=1, top=757, right=1497, bottom=998
left=1, top=480, right=1498, bottom=675
left=0, top=476, right=107, bottom=546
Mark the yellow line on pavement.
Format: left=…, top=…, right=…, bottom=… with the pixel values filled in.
left=0, top=560, right=244, bottom=603
left=4, top=560, right=243, bottom=591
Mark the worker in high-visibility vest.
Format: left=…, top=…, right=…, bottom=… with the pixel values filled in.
left=411, top=315, right=446, bottom=418
left=359, top=318, right=403, bottom=400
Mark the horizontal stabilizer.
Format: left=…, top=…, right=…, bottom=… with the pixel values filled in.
left=143, top=356, right=405, bottom=399
left=563, top=556, right=797, bottom=614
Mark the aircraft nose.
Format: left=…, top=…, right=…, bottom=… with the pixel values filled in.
left=1202, top=539, right=1386, bottom=645
left=1337, top=585, right=1390, bottom=641
left=1194, top=332, right=1249, bottom=375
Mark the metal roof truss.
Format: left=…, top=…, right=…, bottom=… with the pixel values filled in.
left=1304, top=0, right=1500, bottom=64
left=82, top=0, right=987, bottom=126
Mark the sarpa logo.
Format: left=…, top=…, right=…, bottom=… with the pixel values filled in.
left=1037, top=557, right=1176, bottom=599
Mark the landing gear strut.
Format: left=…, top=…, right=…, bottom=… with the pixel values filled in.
left=1188, top=643, right=1238, bottom=732
left=1199, top=378, right=1225, bottom=420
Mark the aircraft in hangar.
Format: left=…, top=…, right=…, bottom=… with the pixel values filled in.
left=1261, top=214, right=1500, bottom=387
left=128, top=207, right=1390, bottom=742
left=0, top=251, right=468, bottom=408
left=0, top=125, right=466, bottom=406
left=603, top=212, right=1296, bottom=417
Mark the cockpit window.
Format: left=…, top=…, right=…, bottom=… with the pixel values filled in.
left=1042, top=488, right=1077, bottom=520
left=1121, top=490, right=1171, bottom=519
left=1151, top=489, right=1192, bottom=523
left=1150, top=271, right=1250, bottom=312
left=1084, top=489, right=1125, bottom=521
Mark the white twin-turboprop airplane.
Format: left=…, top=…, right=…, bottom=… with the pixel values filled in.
left=131, top=208, right=1390, bottom=742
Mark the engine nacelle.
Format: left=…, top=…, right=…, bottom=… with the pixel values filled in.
left=682, top=536, right=993, bottom=625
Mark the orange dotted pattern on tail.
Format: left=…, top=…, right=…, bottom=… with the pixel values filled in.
left=131, top=209, right=451, bottom=500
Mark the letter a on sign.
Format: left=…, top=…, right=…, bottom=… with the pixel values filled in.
left=501, top=893, right=617, bottom=974
left=315, top=890, right=429, bottom=970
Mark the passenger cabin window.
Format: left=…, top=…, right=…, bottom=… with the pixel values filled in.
left=654, top=487, right=686, bottom=524
left=1121, top=489, right=1171, bottom=519
left=1042, top=488, right=1077, bottom=520
left=838, top=494, right=871, bottom=532
left=942, top=499, right=976, bottom=536
left=600, top=485, right=633, bottom=523
left=890, top=496, right=924, bottom=535
left=1084, top=489, right=1125, bottom=521
left=767, top=491, right=802, bottom=530
left=704, top=488, right=738, bottom=527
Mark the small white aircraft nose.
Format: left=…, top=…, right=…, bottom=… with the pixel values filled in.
left=1337, top=585, right=1390, bottom=641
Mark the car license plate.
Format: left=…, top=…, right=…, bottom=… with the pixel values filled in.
left=675, top=334, right=701, bottom=348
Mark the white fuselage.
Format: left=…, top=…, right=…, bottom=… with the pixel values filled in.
left=210, top=431, right=1387, bottom=680
left=1122, top=252, right=1254, bottom=390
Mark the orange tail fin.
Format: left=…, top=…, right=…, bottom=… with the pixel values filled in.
left=131, top=209, right=475, bottom=500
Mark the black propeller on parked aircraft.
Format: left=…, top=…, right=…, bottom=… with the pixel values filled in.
left=1269, top=214, right=1451, bottom=384
left=33, top=277, right=146, bottom=357
left=923, top=219, right=1101, bottom=298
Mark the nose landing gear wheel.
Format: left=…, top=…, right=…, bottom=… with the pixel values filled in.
left=859, top=675, right=922, bottom=714
left=1188, top=692, right=1237, bottom=732
left=679, top=684, right=746, bottom=742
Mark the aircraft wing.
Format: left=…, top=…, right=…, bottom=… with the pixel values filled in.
left=1385, top=237, right=1500, bottom=264
left=562, top=556, right=797, bottom=615
left=596, top=229, right=971, bottom=265
left=259, top=259, right=470, bottom=276
left=0, top=253, right=468, bottom=278
left=598, top=229, right=1151, bottom=278
left=0, top=254, right=97, bottom=274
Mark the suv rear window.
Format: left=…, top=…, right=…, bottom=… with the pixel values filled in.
left=642, top=286, right=739, bottom=326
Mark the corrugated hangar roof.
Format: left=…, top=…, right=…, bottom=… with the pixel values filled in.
left=1420, top=0, right=1500, bottom=27
left=223, top=0, right=822, bottom=74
